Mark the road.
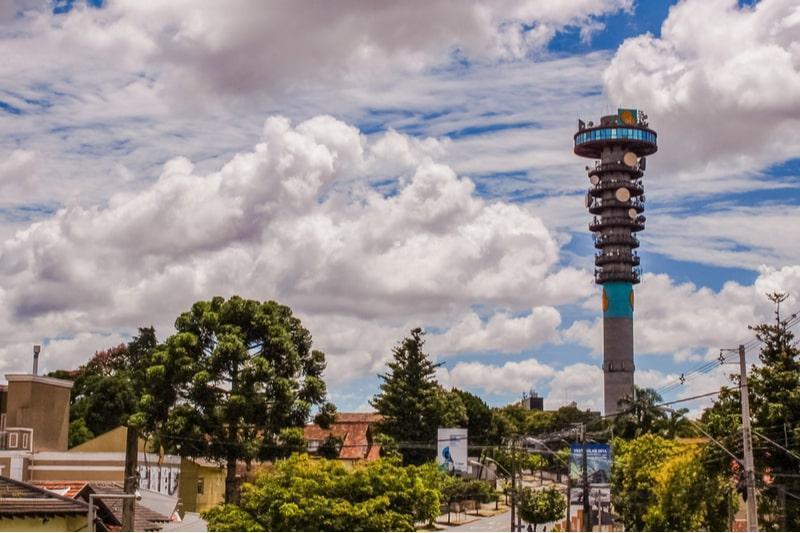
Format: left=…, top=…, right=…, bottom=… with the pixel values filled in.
left=446, top=511, right=557, bottom=532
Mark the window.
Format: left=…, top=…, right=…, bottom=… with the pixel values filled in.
left=21, top=433, right=29, bottom=450
left=8, top=433, right=17, bottom=449
left=197, top=477, right=205, bottom=495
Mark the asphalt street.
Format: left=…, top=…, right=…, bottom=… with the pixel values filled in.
left=446, top=511, right=557, bottom=532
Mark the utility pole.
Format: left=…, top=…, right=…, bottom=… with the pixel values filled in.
left=739, top=344, right=759, bottom=532
left=510, top=437, right=516, bottom=532
left=565, top=473, right=572, bottom=532
left=122, top=425, right=138, bottom=532
left=581, top=423, right=590, bottom=532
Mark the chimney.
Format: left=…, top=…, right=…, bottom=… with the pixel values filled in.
left=32, top=345, right=41, bottom=375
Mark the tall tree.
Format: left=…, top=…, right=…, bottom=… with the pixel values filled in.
left=702, top=292, right=800, bottom=530
left=612, top=386, right=667, bottom=439
left=135, top=296, right=335, bottom=503
left=371, top=328, right=466, bottom=464
left=49, top=327, right=157, bottom=447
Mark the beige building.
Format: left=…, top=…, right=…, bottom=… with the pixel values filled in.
left=0, top=373, right=181, bottom=498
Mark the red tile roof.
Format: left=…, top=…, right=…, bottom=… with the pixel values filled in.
left=304, top=412, right=383, bottom=461
left=0, top=476, right=89, bottom=517
left=32, top=480, right=90, bottom=499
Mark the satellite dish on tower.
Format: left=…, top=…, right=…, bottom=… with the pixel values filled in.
left=623, top=152, right=638, bottom=167
left=615, top=187, right=631, bottom=202
left=585, top=193, right=592, bottom=208
left=590, top=175, right=600, bottom=185
left=628, top=208, right=638, bottom=219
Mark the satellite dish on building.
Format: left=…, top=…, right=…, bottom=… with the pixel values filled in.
left=640, top=157, right=647, bottom=171
left=590, top=175, right=600, bottom=185
left=628, top=208, right=638, bottom=219
left=623, top=152, right=638, bottom=167
left=615, top=187, right=631, bottom=202
left=585, top=193, right=592, bottom=208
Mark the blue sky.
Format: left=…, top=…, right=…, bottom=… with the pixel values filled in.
left=0, top=0, right=798, bottom=415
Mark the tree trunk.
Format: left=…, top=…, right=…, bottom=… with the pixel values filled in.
left=225, top=455, right=238, bottom=504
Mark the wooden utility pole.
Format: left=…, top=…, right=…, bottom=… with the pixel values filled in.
left=122, top=425, right=138, bottom=532
left=566, top=473, right=572, bottom=532
left=581, top=423, right=590, bottom=532
left=739, top=344, right=759, bottom=531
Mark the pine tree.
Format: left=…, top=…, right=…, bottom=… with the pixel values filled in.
left=371, top=328, right=465, bottom=464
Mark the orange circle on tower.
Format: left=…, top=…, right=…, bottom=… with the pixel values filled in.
left=602, top=289, right=609, bottom=312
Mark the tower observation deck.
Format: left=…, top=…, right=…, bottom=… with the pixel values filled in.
left=573, top=108, right=657, bottom=415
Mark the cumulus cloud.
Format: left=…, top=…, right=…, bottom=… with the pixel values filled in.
left=427, top=306, right=562, bottom=355
left=605, top=0, right=800, bottom=177
left=3, top=0, right=630, bottom=101
left=437, top=358, right=557, bottom=395
left=565, top=266, right=800, bottom=359
left=0, top=115, right=588, bottom=383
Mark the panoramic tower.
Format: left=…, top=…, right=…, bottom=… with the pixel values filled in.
left=573, top=108, right=657, bottom=415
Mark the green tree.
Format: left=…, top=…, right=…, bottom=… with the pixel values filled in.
left=611, top=434, right=733, bottom=531
left=452, top=388, right=493, bottom=446
left=613, top=386, right=667, bottom=439
left=702, top=292, right=800, bottom=530
left=49, top=327, right=157, bottom=447
left=518, top=487, right=566, bottom=531
left=136, top=296, right=336, bottom=503
left=641, top=446, right=733, bottom=531
left=371, top=328, right=466, bottom=464
left=203, top=454, right=441, bottom=532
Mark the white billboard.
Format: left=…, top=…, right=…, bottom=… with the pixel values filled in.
left=437, top=428, right=468, bottom=473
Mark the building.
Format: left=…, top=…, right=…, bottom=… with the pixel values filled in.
left=0, top=475, right=90, bottom=532
left=574, top=109, right=658, bottom=415
left=0, top=370, right=180, bottom=498
left=304, top=412, right=382, bottom=463
left=520, top=390, right=544, bottom=411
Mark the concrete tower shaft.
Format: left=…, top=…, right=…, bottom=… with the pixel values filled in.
left=574, top=110, right=657, bottom=415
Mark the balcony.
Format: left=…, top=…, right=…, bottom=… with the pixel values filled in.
left=588, top=180, right=644, bottom=198
left=588, top=198, right=645, bottom=215
left=587, top=162, right=643, bottom=179
left=589, top=216, right=646, bottom=232
left=595, top=251, right=640, bottom=266
left=593, top=233, right=640, bottom=249
left=594, top=267, right=642, bottom=285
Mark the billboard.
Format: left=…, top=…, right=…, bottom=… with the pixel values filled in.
left=437, top=428, right=468, bottom=473
left=569, top=443, right=611, bottom=484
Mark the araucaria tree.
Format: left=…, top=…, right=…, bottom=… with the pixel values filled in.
left=371, top=328, right=467, bottom=464
left=136, top=296, right=335, bottom=503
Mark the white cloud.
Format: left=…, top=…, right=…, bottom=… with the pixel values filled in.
left=605, top=0, right=800, bottom=177
left=565, top=266, right=800, bottom=360
left=437, top=357, right=556, bottom=395
left=0, top=115, right=587, bottom=383
left=428, top=306, right=562, bottom=355
left=545, top=363, right=603, bottom=411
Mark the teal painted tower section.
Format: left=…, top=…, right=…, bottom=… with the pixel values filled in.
left=602, top=281, right=633, bottom=319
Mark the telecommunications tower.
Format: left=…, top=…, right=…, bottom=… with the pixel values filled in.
left=574, top=108, right=657, bottom=415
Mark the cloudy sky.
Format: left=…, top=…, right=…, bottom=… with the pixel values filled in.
left=1, top=0, right=799, bottom=414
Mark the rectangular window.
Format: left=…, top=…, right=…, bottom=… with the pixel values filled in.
left=197, top=477, right=205, bottom=495
left=21, top=433, right=29, bottom=450
left=8, top=433, right=17, bottom=449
